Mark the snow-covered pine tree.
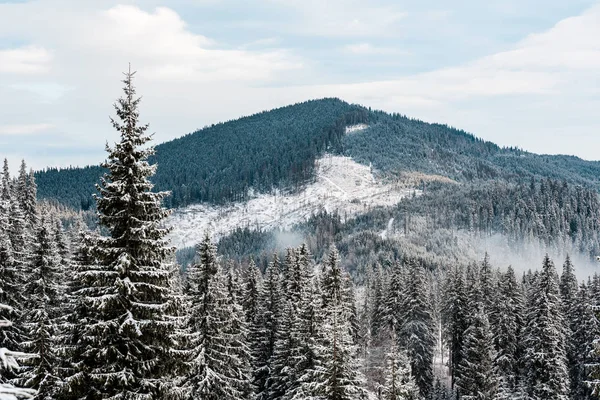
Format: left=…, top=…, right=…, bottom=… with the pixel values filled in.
left=242, top=259, right=262, bottom=326
left=455, top=299, right=497, bottom=399
left=184, top=234, right=249, bottom=400
left=224, top=265, right=253, bottom=399
left=20, top=220, right=62, bottom=399
left=0, top=197, right=26, bottom=364
left=559, top=255, right=581, bottom=397
left=253, top=255, right=281, bottom=400
left=1, top=160, right=10, bottom=203
left=305, top=246, right=366, bottom=400
left=0, top=303, right=36, bottom=400
left=61, top=68, right=182, bottom=399
left=479, top=253, right=496, bottom=316
left=492, top=266, right=524, bottom=393
left=441, top=264, right=467, bottom=389
left=276, top=245, right=321, bottom=400
left=380, top=330, right=420, bottom=400
left=397, top=258, right=435, bottom=399
left=343, top=272, right=360, bottom=346
left=287, top=272, right=324, bottom=400
left=370, top=263, right=387, bottom=342
left=570, top=283, right=597, bottom=399
left=15, top=163, right=37, bottom=231
left=524, top=255, right=570, bottom=400
left=268, top=296, right=294, bottom=399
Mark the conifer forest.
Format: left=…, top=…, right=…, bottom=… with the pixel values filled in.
left=3, top=69, right=600, bottom=400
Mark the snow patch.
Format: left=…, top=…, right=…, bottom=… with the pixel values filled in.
left=167, top=154, right=417, bottom=248
left=344, top=124, right=368, bottom=134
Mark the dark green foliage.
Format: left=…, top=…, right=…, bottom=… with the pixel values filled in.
left=36, top=98, right=600, bottom=214
left=62, top=70, right=182, bottom=399
left=342, top=109, right=600, bottom=188
left=36, top=99, right=367, bottom=209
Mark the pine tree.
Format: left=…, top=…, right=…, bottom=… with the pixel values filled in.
left=524, top=255, right=570, bottom=400
left=0, top=303, right=36, bottom=400
left=455, top=303, right=497, bottom=400
left=224, top=265, right=253, bottom=399
left=441, top=264, right=467, bottom=389
left=252, top=254, right=281, bottom=400
left=492, top=266, right=523, bottom=393
left=268, top=297, right=294, bottom=399
left=570, top=283, right=597, bottom=399
left=1, top=159, right=10, bottom=203
left=62, top=68, right=182, bottom=399
left=305, top=246, right=366, bottom=399
left=397, top=259, right=435, bottom=399
left=560, top=255, right=581, bottom=398
left=184, top=234, right=249, bottom=399
left=14, top=163, right=37, bottom=231
left=0, top=199, right=26, bottom=361
left=20, top=221, right=62, bottom=399
left=242, top=259, right=261, bottom=326
left=380, top=331, right=420, bottom=400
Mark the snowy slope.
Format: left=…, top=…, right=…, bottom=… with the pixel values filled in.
left=167, top=154, right=418, bottom=248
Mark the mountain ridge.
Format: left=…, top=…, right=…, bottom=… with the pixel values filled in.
left=34, top=97, right=600, bottom=210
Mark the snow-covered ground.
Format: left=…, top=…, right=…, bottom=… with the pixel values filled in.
left=167, top=154, right=417, bottom=248
left=345, top=124, right=368, bottom=134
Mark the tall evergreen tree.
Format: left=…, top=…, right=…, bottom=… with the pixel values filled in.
left=0, top=303, right=36, bottom=400
left=184, top=234, right=249, bottom=399
left=441, top=264, right=467, bottom=389
left=398, top=259, right=435, bottom=399
left=62, top=68, right=182, bottom=399
left=380, top=330, right=420, bottom=400
left=492, top=266, right=523, bottom=393
left=308, top=246, right=366, bottom=400
left=524, top=255, right=570, bottom=400
left=253, top=255, right=281, bottom=400
left=570, top=283, right=597, bottom=399
left=20, top=221, right=62, bottom=399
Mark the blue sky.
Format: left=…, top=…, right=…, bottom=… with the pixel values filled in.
left=0, top=0, right=599, bottom=171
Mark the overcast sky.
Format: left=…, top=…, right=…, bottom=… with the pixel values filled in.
left=1, top=0, right=599, bottom=171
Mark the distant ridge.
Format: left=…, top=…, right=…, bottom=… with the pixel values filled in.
left=35, top=98, right=600, bottom=210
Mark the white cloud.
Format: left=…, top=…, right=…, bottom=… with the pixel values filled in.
left=267, top=0, right=407, bottom=37
left=342, top=42, right=405, bottom=55
left=0, top=123, right=54, bottom=135
left=0, top=46, right=51, bottom=74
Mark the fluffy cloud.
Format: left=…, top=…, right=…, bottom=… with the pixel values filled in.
left=0, top=46, right=51, bottom=74
left=0, top=123, right=53, bottom=135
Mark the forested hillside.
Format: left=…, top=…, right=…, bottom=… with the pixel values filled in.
left=35, top=99, right=367, bottom=209
left=342, top=110, right=600, bottom=187
left=35, top=98, right=600, bottom=211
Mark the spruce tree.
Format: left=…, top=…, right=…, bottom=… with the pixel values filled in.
left=455, top=303, right=497, bottom=400
left=397, top=259, right=435, bottom=399
left=62, top=68, right=182, bottom=399
left=310, top=246, right=366, bottom=400
left=441, top=264, right=467, bottom=389
left=184, top=234, right=249, bottom=399
left=560, top=255, right=580, bottom=398
left=0, top=199, right=26, bottom=360
left=492, top=266, right=523, bottom=393
left=524, top=255, right=570, bottom=400
left=380, top=331, right=420, bottom=400
left=253, top=254, right=281, bottom=400
left=20, top=221, right=62, bottom=399
left=0, top=303, right=36, bottom=400
left=570, top=283, right=597, bottom=399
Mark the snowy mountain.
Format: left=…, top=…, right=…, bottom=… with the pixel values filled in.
left=167, top=154, right=418, bottom=248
